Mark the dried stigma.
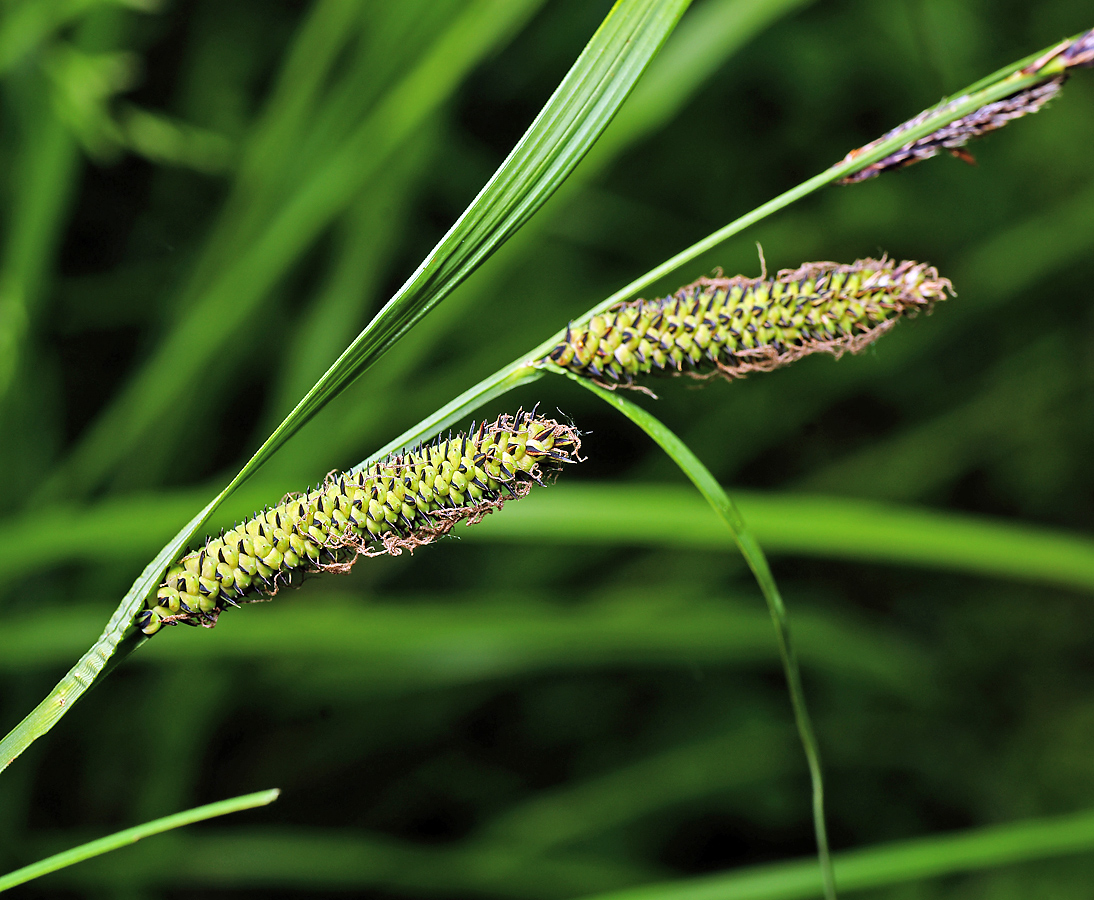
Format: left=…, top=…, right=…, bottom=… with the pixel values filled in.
left=138, top=411, right=581, bottom=635
left=838, top=27, right=1093, bottom=184
left=545, top=258, right=952, bottom=386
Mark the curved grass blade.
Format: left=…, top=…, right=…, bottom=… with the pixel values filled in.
left=291, top=0, right=818, bottom=472
left=277, top=0, right=691, bottom=479
left=0, top=0, right=693, bottom=772
left=465, top=484, right=1094, bottom=593
left=0, top=69, right=79, bottom=404
left=47, top=0, right=546, bottom=500
left=575, top=29, right=1091, bottom=325
left=546, top=362, right=836, bottom=900
left=0, top=788, right=279, bottom=892
left=575, top=806, right=1094, bottom=900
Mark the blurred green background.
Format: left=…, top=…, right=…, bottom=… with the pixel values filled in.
left=2, top=0, right=1094, bottom=897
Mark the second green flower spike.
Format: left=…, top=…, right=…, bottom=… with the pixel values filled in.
left=546, top=258, right=952, bottom=386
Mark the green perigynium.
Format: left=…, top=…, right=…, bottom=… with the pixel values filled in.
left=545, top=258, right=953, bottom=385
left=138, top=411, right=582, bottom=635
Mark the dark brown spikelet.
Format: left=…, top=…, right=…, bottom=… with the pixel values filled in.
left=838, top=27, right=1094, bottom=184
left=137, top=411, right=582, bottom=635
left=837, top=77, right=1065, bottom=184
left=544, top=258, right=952, bottom=387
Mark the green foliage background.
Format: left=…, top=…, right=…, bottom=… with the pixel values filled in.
left=1, top=0, right=1093, bottom=896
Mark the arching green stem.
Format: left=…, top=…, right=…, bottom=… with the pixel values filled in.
left=545, top=362, right=837, bottom=900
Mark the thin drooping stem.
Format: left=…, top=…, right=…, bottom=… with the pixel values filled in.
left=548, top=364, right=836, bottom=900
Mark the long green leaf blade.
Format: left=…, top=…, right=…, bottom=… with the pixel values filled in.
left=576, top=807, right=1094, bottom=900
left=7, top=482, right=1094, bottom=597
left=49, top=0, right=545, bottom=499
left=0, top=789, right=279, bottom=892
left=24, top=806, right=1094, bottom=896
left=466, top=485, right=1094, bottom=592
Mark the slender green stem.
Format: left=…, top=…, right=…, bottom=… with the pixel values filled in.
left=573, top=69, right=1068, bottom=320
left=548, top=363, right=836, bottom=900
left=0, top=789, right=279, bottom=891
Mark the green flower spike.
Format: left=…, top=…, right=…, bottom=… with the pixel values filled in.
left=545, top=258, right=952, bottom=386
left=137, top=411, right=582, bottom=635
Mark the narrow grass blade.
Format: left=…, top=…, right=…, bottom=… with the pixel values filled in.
left=523, top=31, right=1094, bottom=356
left=464, top=484, right=1094, bottom=593
left=0, top=788, right=279, bottom=892
left=576, top=807, right=1094, bottom=900
left=26, top=806, right=1094, bottom=897
left=263, top=0, right=814, bottom=477
left=53, top=0, right=693, bottom=499
left=265, top=0, right=692, bottom=478
left=547, top=363, right=836, bottom=900
left=0, top=70, right=79, bottom=403
left=49, top=0, right=545, bottom=499
left=355, top=29, right=1094, bottom=494
left=295, top=0, right=815, bottom=478
left=585, top=29, right=1093, bottom=315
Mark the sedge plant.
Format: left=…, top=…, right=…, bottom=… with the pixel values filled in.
left=1, top=3, right=1094, bottom=898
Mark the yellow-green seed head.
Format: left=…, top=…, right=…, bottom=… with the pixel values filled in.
left=137, top=411, right=582, bottom=636
left=545, top=258, right=952, bottom=386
